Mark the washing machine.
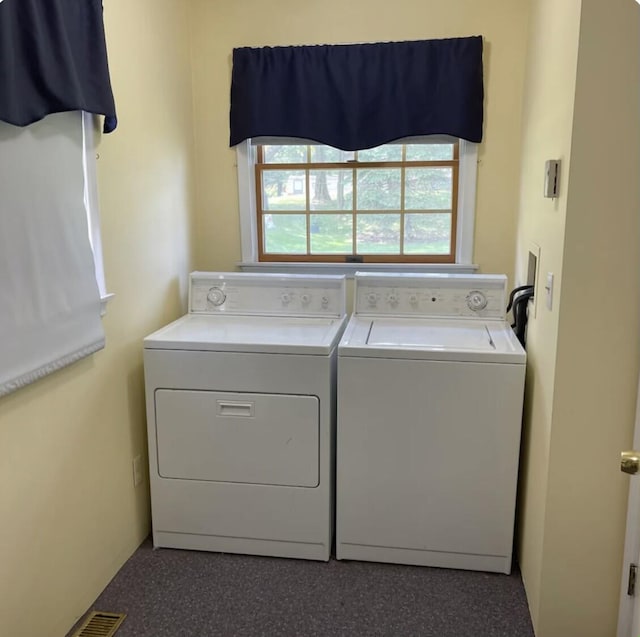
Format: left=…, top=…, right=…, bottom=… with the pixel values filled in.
left=336, top=272, right=526, bottom=574
left=144, top=272, right=347, bottom=561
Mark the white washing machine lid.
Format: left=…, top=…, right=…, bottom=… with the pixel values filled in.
left=144, top=313, right=347, bottom=355
left=339, top=316, right=525, bottom=363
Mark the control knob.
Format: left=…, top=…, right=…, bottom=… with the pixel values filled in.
left=280, top=292, right=292, bottom=306
left=366, top=292, right=379, bottom=307
left=466, top=290, right=488, bottom=312
left=207, top=287, right=226, bottom=307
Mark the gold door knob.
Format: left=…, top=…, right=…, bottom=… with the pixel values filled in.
left=621, top=451, right=640, bottom=475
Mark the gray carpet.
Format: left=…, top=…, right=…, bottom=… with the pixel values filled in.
left=70, top=539, right=534, bottom=637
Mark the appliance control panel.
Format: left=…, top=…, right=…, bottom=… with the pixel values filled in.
left=354, top=273, right=507, bottom=319
left=188, top=272, right=346, bottom=317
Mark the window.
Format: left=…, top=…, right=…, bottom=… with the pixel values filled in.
left=237, top=138, right=477, bottom=268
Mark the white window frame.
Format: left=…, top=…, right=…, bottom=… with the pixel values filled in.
left=236, top=137, right=478, bottom=274
left=81, top=112, right=113, bottom=314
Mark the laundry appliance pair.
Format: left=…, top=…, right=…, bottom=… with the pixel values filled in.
left=143, top=271, right=525, bottom=573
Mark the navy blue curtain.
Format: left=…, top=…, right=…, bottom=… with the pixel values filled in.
left=230, top=36, right=483, bottom=150
left=0, top=0, right=117, bottom=133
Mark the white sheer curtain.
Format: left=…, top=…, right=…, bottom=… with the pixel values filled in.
left=0, top=111, right=105, bottom=397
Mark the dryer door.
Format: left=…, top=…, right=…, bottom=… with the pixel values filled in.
left=155, top=390, right=319, bottom=487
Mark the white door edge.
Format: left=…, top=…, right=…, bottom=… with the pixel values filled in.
left=617, top=372, right=640, bottom=636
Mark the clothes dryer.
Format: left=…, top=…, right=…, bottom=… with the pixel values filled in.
left=144, top=272, right=347, bottom=561
left=336, top=273, right=526, bottom=573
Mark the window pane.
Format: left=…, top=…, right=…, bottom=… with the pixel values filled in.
left=356, top=214, right=400, bottom=254
left=263, top=214, right=307, bottom=254
left=310, top=214, right=353, bottom=254
left=309, top=146, right=354, bottom=163
left=262, top=170, right=306, bottom=211
left=404, top=213, right=452, bottom=255
left=262, top=145, right=307, bottom=163
left=310, top=170, right=353, bottom=210
left=357, top=144, right=403, bottom=162
left=356, top=169, right=401, bottom=210
left=405, top=168, right=452, bottom=210
left=405, top=144, right=454, bottom=161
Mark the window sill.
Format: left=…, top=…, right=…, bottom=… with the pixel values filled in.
left=237, top=262, right=478, bottom=278
left=100, top=292, right=115, bottom=317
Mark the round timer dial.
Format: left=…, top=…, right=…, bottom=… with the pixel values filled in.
left=466, top=290, right=488, bottom=312
left=207, top=286, right=226, bottom=307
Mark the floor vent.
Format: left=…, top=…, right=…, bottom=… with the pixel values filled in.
left=71, top=611, right=126, bottom=637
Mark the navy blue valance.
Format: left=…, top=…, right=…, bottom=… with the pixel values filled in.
left=0, top=0, right=117, bottom=133
left=230, top=36, right=483, bottom=151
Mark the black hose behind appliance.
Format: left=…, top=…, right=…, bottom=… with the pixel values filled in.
left=506, top=285, right=535, bottom=347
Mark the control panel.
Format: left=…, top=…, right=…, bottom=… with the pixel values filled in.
left=354, top=273, right=507, bottom=319
left=188, top=272, right=346, bottom=317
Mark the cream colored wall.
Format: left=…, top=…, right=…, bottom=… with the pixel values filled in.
left=189, top=0, right=530, bottom=283
left=537, top=0, right=640, bottom=633
left=513, top=0, right=582, bottom=624
left=0, top=2, right=196, bottom=636
left=516, top=0, right=640, bottom=634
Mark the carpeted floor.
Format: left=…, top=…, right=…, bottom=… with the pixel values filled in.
left=69, top=539, right=535, bottom=637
